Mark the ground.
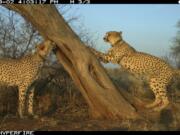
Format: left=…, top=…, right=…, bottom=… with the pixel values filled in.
left=0, top=66, right=180, bottom=131
left=0, top=93, right=180, bottom=131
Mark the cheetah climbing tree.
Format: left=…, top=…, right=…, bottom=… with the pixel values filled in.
left=4, top=5, right=140, bottom=120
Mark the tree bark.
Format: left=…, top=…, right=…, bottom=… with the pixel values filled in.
left=4, top=5, right=140, bottom=120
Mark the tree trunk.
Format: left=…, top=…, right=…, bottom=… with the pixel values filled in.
left=4, top=5, right=140, bottom=120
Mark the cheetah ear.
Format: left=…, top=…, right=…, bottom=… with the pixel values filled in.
left=119, top=31, right=122, bottom=35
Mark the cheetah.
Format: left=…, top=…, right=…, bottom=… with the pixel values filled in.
left=0, top=40, right=55, bottom=118
left=89, top=31, right=180, bottom=112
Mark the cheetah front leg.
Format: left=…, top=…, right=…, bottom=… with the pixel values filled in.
left=89, top=47, right=114, bottom=63
left=18, top=84, right=28, bottom=118
left=27, top=88, right=35, bottom=116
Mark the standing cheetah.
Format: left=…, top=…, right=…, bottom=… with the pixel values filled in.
left=0, top=40, right=55, bottom=118
left=89, top=31, right=180, bottom=112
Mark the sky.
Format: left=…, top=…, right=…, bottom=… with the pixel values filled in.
left=0, top=5, right=179, bottom=58
left=68, top=4, right=180, bottom=57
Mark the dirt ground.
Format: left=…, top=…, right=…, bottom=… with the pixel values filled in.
left=0, top=102, right=180, bottom=131
left=0, top=118, right=131, bottom=131
left=0, top=104, right=131, bottom=131
left=0, top=68, right=180, bottom=131
left=0, top=88, right=180, bottom=131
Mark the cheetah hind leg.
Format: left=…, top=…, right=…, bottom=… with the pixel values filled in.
left=152, top=96, right=169, bottom=112
left=145, top=78, right=166, bottom=110
left=18, top=85, right=28, bottom=119
left=151, top=84, right=170, bottom=111
left=145, top=97, right=162, bottom=109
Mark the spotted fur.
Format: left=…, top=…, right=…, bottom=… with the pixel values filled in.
left=0, top=40, right=55, bottom=118
left=90, top=31, right=180, bottom=112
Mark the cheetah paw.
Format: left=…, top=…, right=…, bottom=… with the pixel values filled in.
left=145, top=101, right=162, bottom=109
left=152, top=101, right=169, bottom=112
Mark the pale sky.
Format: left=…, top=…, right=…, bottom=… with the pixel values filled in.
left=67, top=4, right=180, bottom=57
left=0, top=4, right=179, bottom=58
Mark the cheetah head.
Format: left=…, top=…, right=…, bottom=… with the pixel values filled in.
left=103, top=31, right=123, bottom=46
left=36, top=40, right=56, bottom=59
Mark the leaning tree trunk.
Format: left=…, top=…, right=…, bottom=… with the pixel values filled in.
left=4, top=5, right=140, bottom=120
